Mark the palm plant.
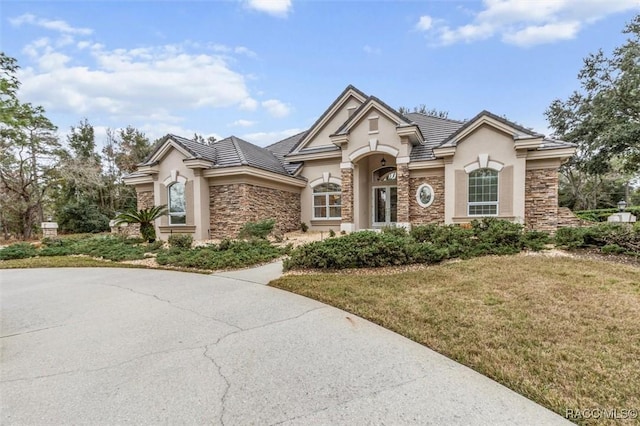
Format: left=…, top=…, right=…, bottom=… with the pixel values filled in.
left=114, top=205, right=168, bottom=243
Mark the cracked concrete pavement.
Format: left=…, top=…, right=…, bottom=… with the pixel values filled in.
left=1, top=265, right=570, bottom=425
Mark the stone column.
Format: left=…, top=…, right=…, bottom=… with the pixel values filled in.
left=396, top=162, right=411, bottom=229
left=340, top=162, right=355, bottom=233
left=41, top=221, right=58, bottom=238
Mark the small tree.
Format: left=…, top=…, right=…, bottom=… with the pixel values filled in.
left=114, top=205, right=167, bottom=242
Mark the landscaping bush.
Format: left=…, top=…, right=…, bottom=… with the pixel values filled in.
left=300, top=222, right=308, bottom=233
left=0, top=242, right=37, bottom=260
left=555, top=223, right=639, bottom=255
left=284, top=231, right=413, bottom=270
left=522, top=230, right=551, bottom=251
left=168, top=234, right=193, bottom=249
left=470, top=218, right=524, bottom=256
left=156, top=239, right=282, bottom=270
left=238, top=219, right=275, bottom=240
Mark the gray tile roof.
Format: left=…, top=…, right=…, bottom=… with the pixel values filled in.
left=406, top=113, right=465, bottom=161
left=213, top=136, right=290, bottom=175
left=265, top=131, right=306, bottom=174
left=539, top=137, right=576, bottom=150
left=140, top=134, right=294, bottom=177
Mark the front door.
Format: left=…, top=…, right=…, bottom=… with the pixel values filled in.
left=372, top=186, right=397, bottom=226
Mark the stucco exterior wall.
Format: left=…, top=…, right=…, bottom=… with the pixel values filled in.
left=305, top=97, right=363, bottom=149
left=209, top=183, right=301, bottom=238
left=409, top=169, right=445, bottom=224
left=344, top=108, right=403, bottom=160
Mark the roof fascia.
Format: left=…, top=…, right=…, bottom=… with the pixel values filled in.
left=123, top=175, right=154, bottom=186
left=526, top=147, right=576, bottom=161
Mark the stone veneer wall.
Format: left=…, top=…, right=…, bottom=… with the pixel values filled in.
left=409, top=176, right=445, bottom=224
left=396, top=165, right=410, bottom=223
left=524, top=169, right=558, bottom=232
left=557, top=207, right=585, bottom=228
left=209, top=184, right=300, bottom=238
left=136, top=190, right=154, bottom=210
left=341, top=168, right=354, bottom=224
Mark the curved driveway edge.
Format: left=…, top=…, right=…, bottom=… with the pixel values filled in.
left=1, top=267, right=570, bottom=425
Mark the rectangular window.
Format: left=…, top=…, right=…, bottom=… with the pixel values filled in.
left=169, top=182, right=187, bottom=225
left=313, top=183, right=342, bottom=219
left=468, top=169, right=498, bottom=216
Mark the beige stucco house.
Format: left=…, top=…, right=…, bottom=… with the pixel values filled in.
left=124, top=85, right=575, bottom=240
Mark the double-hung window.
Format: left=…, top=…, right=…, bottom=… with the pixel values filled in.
left=468, top=168, right=498, bottom=216
left=313, top=183, right=341, bottom=219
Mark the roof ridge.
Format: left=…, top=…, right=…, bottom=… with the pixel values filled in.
left=229, top=136, right=248, bottom=165
left=406, top=112, right=466, bottom=124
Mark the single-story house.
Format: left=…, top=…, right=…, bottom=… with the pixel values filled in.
left=124, top=85, right=576, bottom=240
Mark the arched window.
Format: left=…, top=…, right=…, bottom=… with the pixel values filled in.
left=468, top=168, right=498, bottom=216
left=374, top=166, right=397, bottom=182
left=168, top=182, right=186, bottom=224
left=313, top=183, right=341, bottom=219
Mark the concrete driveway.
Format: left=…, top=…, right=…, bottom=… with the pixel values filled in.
left=1, top=265, right=570, bottom=425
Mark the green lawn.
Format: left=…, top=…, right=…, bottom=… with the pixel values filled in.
left=270, top=255, right=640, bottom=425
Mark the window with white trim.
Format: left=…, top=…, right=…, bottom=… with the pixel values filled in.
left=313, top=183, right=341, bottom=219
left=168, top=182, right=186, bottom=224
left=416, top=183, right=435, bottom=208
left=468, top=168, right=498, bottom=216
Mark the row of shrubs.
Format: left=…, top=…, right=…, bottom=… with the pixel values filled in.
left=283, top=219, right=640, bottom=270
left=0, top=231, right=287, bottom=270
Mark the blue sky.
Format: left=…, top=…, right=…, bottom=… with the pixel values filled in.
left=1, top=0, right=638, bottom=148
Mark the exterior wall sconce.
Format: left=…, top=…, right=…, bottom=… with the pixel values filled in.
left=381, top=157, right=386, bottom=167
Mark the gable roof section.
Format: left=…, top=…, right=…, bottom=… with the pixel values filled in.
left=332, top=95, right=416, bottom=136
left=439, top=110, right=542, bottom=148
left=138, top=134, right=292, bottom=177
left=290, top=84, right=368, bottom=153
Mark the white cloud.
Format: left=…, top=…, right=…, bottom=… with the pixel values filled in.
left=242, top=128, right=303, bottom=146
left=419, top=0, right=639, bottom=47
left=363, top=45, right=381, bottom=55
left=503, top=21, right=582, bottom=46
left=244, top=0, right=292, bottom=18
left=416, top=15, right=433, bottom=31
left=10, top=13, right=93, bottom=35
left=240, top=98, right=259, bottom=111
left=261, top=99, right=291, bottom=118
left=229, top=119, right=256, bottom=127
left=16, top=40, right=257, bottom=123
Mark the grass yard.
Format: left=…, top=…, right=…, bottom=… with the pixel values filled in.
left=270, top=255, right=640, bottom=424
left=0, top=256, right=147, bottom=269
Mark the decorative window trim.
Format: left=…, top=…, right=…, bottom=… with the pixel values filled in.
left=312, top=182, right=342, bottom=220
left=416, top=183, right=435, bottom=208
left=467, top=168, right=499, bottom=216
left=464, top=154, right=504, bottom=174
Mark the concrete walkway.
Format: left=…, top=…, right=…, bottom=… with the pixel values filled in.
left=1, top=265, right=570, bottom=425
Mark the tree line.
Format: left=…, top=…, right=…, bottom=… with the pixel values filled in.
left=0, top=52, right=156, bottom=239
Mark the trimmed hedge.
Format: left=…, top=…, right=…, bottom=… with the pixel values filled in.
left=284, top=218, right=550, bottom=271
left=574, top=207, right=640, bottom=222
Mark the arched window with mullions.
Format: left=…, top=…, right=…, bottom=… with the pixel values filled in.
left=168, top=182, right=186, bottom=224
left=468, top=168, right=498, bottom=216
left=313, top=183, right=342, bottom=219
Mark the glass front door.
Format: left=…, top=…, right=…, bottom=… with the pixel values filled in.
left=373, top=186, right=397, bottom=226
